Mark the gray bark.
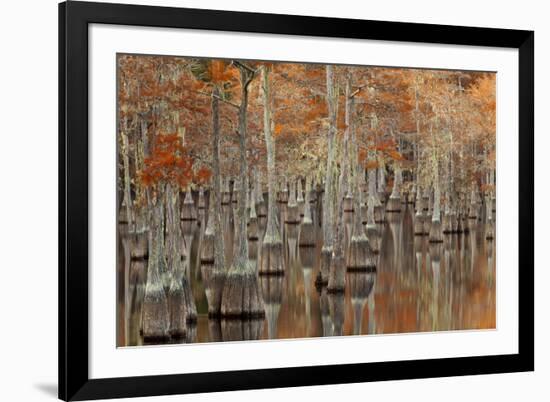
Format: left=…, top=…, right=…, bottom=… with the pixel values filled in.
left=120, top=129, right=134, bottom=231
left=322, top=65, right=338, bottom=253
left=221, top=63, right=264, bottom=318
left=261, top=66, right=282, bottom=245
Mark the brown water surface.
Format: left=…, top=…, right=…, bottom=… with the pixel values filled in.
left=117, top=201, right=496, bottom=346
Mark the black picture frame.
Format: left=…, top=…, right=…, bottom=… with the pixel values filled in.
left=59, top=1, right=534, bottom=400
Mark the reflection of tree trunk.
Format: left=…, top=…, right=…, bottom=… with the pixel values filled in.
left=349, top=272, right=375, bottom=335
left=319, top=287, right=333, bottom=337
left=367, top=279, right=376, bottom=335
left=260, top=275, right=283, bottom=339
left=328, top=293, right=345, bottom=336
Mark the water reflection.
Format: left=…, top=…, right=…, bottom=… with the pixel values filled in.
left=117, top=203, right=496, bottom=346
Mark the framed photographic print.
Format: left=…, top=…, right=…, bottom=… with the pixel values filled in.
left=59, top=1, right=534, bottom=400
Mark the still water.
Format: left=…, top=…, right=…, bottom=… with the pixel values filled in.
left=117, top=200, right=496, bottom=346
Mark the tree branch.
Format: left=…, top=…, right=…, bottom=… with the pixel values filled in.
left=349, top=85, right=367, bottom=99
left=194, top=89, right=240, bottom=109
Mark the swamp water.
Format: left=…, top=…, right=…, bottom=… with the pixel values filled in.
left=117, top=197, right=496, bottom=346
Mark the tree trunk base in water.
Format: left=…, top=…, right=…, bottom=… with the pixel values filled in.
left=347, top=238, right=376, bottom=272
left=143, top=334, right=170, bottom=343
left=299, top=246, right=316, bottom=268
left=168, top=288, right=187, bottom=339
left=374, top=205, right=386, bottom=224
left=248, top=217, right=259, bottom=241
left=328, top=254, right=346, bottom=293
left=298, top=201, right=305, bottom=217
left=451, top=213, right=459, bottom=233
left=200, top=232, right=214, bottom=264
left=201, top=263, right=226, bottom=317
left=259, top=241, right=284, bottom=275
left=462, top=217, right=469, bottom=234
left=256, top=201, right=267, bottom=218
left=181, top=204, right=197, bottom=222
left=414, top=215, right=426, bottom=235
left=142, top=285, right=169, bottom=341
left=180, top=277, right=197, bottom=324
left=386, top=196, right=401, bottom=213
left=127, top=232, right=149, bottom=260
left=328, top=293, right=345, bottom=336
left=360, top=204, right=368, bottom=225
left=221, top=318, right=265, bottom=342
left=423, top=218, right=432, bottom=235
left=221, top=265, right=265, bottom=319
left=317, top=247, right=331, bottom=286
left=442, top=213, right=452, bottom=234
left=429, top=220, right=444, bottom=243
left=298, top=221, right=315, bottom=247
left=285, top=205, right=300, bottom=224
left=366, top=225, right=381, bottom=254
left=485, top=221, right=495, bottom=240
left=455, top=215, right=464, bottom=234
left=343, top=196, right=354, bottom=212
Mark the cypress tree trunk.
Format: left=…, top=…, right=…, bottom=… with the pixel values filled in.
left=142, top=198, right=169, bottom=341
left=120, top=129, right=134, bottom=230
left=485, top=194, right=495, bottom=240
left=428, top=123, right=443, bottom=243
left=319, top=64, right=338, bottom=286
left=201, top=190, right=216, bottom=264
left=377, top=165, right=386, bottom=204
left=212, top=86, right=226, bottom=270
left=221, top=64, right=264, bottom=318
left=328, top=139, right=348, bottom=292
left=297, top=177, right=305, bottom=218
left=414, top=186, right=425, bottom=235
left=255, top=169, right=267, bottom=218
left=387, top=164, right=402, bottom=213
left=298, top=176, right=315, bottom=247
left=366, top=166, right=381, bottom=254
left=198, top=187, right=206, bottom=211
left=166, top=184, right=196, bottom=337
left=201, top=88, right=227, bottom=318
left=286, top=179, right=300, bottom=224
left=260, top=65, right=284, bottom=275
left=429, top=182, right=444, bottom=243
left=347, top=75, right=375, bottom=272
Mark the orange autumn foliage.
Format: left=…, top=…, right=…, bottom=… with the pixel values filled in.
left=195, top=166, right=213, bottom=185
left=140, top=133, right=195, bottom=188
left=208, top=60, right=238, bottom=84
